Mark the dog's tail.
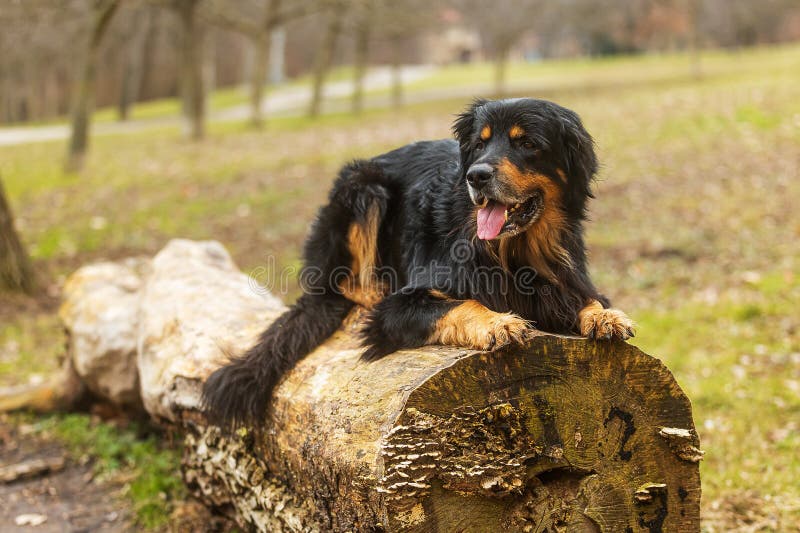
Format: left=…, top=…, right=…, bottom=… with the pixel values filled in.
left=201, top=292, right=353, bottom=429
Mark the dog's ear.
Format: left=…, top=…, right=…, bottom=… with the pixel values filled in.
left=452, top=98, right=487, bottom=169
left=559, top=109, right=598, bottom=211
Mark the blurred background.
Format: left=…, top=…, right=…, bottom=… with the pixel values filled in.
left=1, top=0, right=799, bottom=531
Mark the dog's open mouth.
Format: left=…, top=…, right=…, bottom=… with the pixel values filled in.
left=476, top=192, right=543, bottom=240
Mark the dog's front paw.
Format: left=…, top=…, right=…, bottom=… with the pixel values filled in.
left=579, top=301, right=635, bottom=341
left=430, top=302, right=538, bottom=351
left=471, top=313, right=537, bottom=351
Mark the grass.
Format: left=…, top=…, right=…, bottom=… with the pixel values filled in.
left=2, top=42, right=800, bottom=530
left=53, top=415, right=185, bottom=529
left=0, top=314, right=62, bottom=382
left=633, top=279, right=800, bottom=529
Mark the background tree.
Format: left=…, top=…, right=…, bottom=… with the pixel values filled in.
left=367, top=0, right=438, bottom=110
left=350, top=0, right=374, bottom=115
left=65, top=0, right=121, bottom=172
left=686, top=0, right=704, bottom=78
left=0, top=178, right=35, bottom=294
left=308, top=1, right=347, bottom=118
left=458, top=0, right=549, bottom=97
left=0, top=1, right=86, bottom=125
left=170, top=0, right=206, bottom=140
left=246, top=0, right=283, bottom=127
left=206, top=0, right=315, bottom=127
left=118, top=5, right=157, bottom=121
left=2, top=0, right=800, bottom=128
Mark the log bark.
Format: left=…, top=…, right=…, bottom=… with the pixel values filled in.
left=182, top=317, right=701, bottom=532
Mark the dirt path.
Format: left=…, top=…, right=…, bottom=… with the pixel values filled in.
left=0, top=66, right=434, bottom=147
left=0, top=419, right=130, bottom=532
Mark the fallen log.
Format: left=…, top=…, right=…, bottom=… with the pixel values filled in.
left=19, top=239, right=703, bottom=532
left=181, top=329, right=703, bottom=532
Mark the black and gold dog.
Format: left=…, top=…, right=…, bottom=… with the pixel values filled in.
left=203, top=98, right=634, bottom=428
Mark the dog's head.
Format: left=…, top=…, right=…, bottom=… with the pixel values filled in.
left=453, top=98, right=597, bottom=241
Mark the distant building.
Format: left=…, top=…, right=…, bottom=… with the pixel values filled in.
left=422, top=8, right=482, bottom=65
left=424, top=26, right=482, bottom=65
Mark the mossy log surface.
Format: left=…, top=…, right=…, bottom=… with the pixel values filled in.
left=183, top=311, right=702, bottom=533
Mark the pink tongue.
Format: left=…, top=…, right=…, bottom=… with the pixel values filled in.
left=476, top=201, right=507, bottom=240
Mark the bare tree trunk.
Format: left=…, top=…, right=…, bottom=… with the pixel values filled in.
left=390, top=36, right=404, bottom=110
left=494, top=42, right=511, bottom=98
left=65, top=0, right=120, bottom=172
left=24, top=60, right=40, bottom=121
left=0, top=177, right=35, bottom=294
left=203, top=27, right=216, bottom=96
left=249, top=0, right=281, bottom=128
left=351, top=3, right=373, bottom=115
left=176, top=0, right=205, bottom=140
left=118, top=8, right=153, bottom=121
left=137, top=10, right=160, bottom=103
left=390, top=65, right=403, bottom=110
left=687, top=0, right=703, bottom=79
left=269, top=27, right=286, bottom=84
left=308, top=8, right=344, bottom=118
left=249, top=34, right=269, bottom=127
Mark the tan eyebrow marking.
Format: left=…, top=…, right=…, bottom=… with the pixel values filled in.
left=480, top=125, right=492, bottom=141
left=509, top=125, right=525, bottom=139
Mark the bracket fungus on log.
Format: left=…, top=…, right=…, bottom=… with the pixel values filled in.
left=15, top=239, right=702, bottom=532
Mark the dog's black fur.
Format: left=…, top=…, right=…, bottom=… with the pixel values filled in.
left=202, top=98, right=633, bottom=429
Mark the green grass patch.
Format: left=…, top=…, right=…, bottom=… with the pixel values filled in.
left=42, top=414, right=185, bottom=530
left=0, top=314, right=63, bottom=385
left=631, top=271, right=800, bottom=522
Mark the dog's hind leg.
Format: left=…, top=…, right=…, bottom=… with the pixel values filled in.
left=305, top=160, right=392, bottom=308
left=202, top=161, right=391, bottom=428
left=361, top=288, right=535, bottom=361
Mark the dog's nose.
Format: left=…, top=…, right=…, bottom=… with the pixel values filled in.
left=466, top=163, right=494, bottom=189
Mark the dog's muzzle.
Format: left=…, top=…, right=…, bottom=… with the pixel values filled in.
left=468, top=184, right=489, bottom=207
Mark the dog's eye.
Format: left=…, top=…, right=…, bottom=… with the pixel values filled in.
left=475, top=141, right=485, bottom=151
left=521, top=141, right=536, bottom=150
